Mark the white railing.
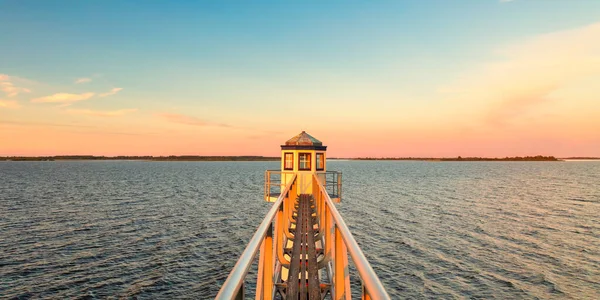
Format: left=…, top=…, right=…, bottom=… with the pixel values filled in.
left=265, top=170, right=342, bottom=202
left=216, top=172, right=388, bottom=299
left=312, top=174, right=390, bottom=299
left=216, top=174, right=297, bottom=299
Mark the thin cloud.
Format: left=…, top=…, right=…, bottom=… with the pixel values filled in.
left=0, top=75, right=31, bottom=97
left=66, top=108, right=138, bottom=117
left=31, top=92, right=95, bottom=104
left=0, top=119, right=150, bottom=136
left=98, top=87, right=123, bottom=97
left=443, top=22, right=600, bottom=126
left=157, top=112, right=232, bottom=128
left=75, top=77, right=92, bottom=84
left=0, top=99, right=21, bottom=109
left=158, top=113, right=210, bottom=126
left=0, top=120, right=95, bottom=128
left=156, top=113, right=283, bottom=137
left=499, top=0, right=515, bottom=3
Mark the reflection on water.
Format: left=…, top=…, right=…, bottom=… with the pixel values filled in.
left=1, top=161, right=599, bottom=299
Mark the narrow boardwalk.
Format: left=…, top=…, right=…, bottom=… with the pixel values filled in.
left=286, top=194, right=322, bottom=300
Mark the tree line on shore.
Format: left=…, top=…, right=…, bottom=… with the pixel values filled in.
left=350, top=155, right=561, bottom=161
left=0, top=155, right=280, bottom=161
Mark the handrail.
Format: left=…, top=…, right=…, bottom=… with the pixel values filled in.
left=215, top=174, right=297, bottom=299
left=264, top=170, right=295, bottom=201
left=314, top=174, right=390, bottom=299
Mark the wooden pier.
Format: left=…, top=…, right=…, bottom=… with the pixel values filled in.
left=216, top=132, right=389, bottom=299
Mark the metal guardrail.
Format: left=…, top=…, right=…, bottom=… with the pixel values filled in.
left=217, top=172, right=388, bottom=299
left=264, top=170, right=293, bottom=201
left=265, top=170, right=341, bottom=201
left=312, top=174, right=390, bottom=299
left=216, top=174, right=297, bottom=300
left=316, top=171, right=342, bottom=201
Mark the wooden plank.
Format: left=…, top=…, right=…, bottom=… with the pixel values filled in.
left=299, top=194, right=308, bottom=300
left=305, top=196, right=321, bottom=300
left=286, top=194, right=303, bottom=299
left=287, top=194, right=322, bottom=300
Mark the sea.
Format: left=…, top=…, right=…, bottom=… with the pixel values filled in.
left=1, top=161, right=599, bottom=299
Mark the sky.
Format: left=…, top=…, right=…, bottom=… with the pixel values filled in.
left=1, top=0, right=600, bottom=157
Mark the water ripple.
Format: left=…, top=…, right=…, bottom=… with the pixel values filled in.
left=1, top=160, right=599, bottom=298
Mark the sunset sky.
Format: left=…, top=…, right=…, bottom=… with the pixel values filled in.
left=1, top=1, right=599, bottom=157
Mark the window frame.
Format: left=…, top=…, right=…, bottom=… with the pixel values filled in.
left=298, top=152, right=312, bottom=171
left=316, top=153, right=325, bottom=171
left=283, top=152, right=294, bottom=170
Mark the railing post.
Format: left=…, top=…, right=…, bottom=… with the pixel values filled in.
left=276, top=202, right=289, bottom=266
left=334, top=226, right=350, bottom=300
left=325, top=204, right=334, bottom=266
left=338, top=172, right=342, bottom=200
left=256, top=224, right=274, bottom=299
left=264, top=171, right=268, bottom=201
left=291, top=177, right=297, bottom=198
left=319, top=189, right=324, bottom=238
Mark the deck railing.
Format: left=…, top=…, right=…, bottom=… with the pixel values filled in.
left=265, top=170, right=342, bottom=202
left=315, top=171, right=342, bottom=201
left=216, top=174, right=297, bottom=299
left=264, top=170, right=293, bottom=201
left=216, top=172, right=388, bottom=299
left=312, top=174, right=390, bottom=299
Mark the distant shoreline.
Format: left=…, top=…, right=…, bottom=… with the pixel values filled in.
left=0, top=155, right=592, bottom=162
left=0, top=156, right=280, bottom=162
left=348, top=156, right=563, bottom=161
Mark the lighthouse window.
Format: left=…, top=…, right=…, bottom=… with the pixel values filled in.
left=316, top=153, right=324, bottom=171
left=298, top=153, right=312, bottom=171
left=284, top=153, right=294, bottom=170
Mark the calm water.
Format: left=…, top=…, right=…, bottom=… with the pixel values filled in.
left=1, top=161, right=599, bottom=299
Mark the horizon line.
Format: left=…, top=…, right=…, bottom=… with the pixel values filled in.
left=2, top=155, right=598, bottom=160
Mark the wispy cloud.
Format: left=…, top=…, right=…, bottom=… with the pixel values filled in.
left=157, top=113, right=231, bottom=127
left=75, top=77, right=92, bottom=84
left=0, top=119, right=150, bottom=136
left=0, top=120, right=95, bottom=128
left=98, top=87, right=123, bottom=97
left=499, top=0, right=515, bottom=3
left=31, top=92, right=95, bottom=104
left=66, top=108, right=138, bottom=117
left=0, top=74, right=31, bottom=97
left=0, top=99, right=21, bottom=109
left=443, top=22, right=600, bottom=126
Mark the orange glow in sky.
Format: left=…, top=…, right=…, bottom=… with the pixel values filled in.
left=1, top=3, right=599, bottom=157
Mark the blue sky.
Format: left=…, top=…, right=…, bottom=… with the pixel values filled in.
left=3, top=1, right=598, bottom=88
left=1, top=1, right=600, bottom=156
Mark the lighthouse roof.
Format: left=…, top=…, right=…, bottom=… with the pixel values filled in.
left=281, top=131, right=327, bottom=150
left=285, top=131, right=322, bottom=146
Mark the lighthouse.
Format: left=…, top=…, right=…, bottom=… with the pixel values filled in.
left=280, top=130, right=327, bottom=173
left=265, top=131, right=340, bottom=203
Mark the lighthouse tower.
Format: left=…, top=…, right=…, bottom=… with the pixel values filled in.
left=281, top=131, right=327, bottom=171
left=280, top=131, right=326, bottom=192
left=265, top=131, right=341, bottom=202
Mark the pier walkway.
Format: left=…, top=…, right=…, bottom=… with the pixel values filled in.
left=283, top=194, right=322, bottom=299
left=215, top=131, right=389, bottom=299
